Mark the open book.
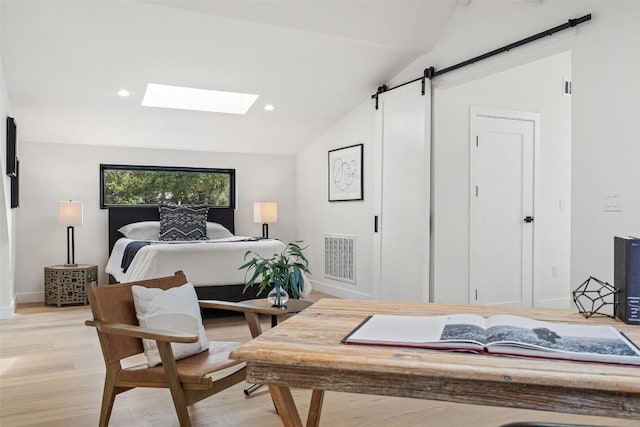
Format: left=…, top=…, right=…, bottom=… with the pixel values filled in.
left=341, top=314, right=640, bottom=365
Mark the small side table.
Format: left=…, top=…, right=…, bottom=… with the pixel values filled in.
left=44, top=264, right=98, bottom=307
left=199, top=298, right=313, bottom=337
left=199, top=298, right=313, bottom=395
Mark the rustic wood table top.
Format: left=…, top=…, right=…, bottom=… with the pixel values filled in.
left=230, top=298, right=640, bottom=427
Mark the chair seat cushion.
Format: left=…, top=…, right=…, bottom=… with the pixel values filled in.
left=132, top=282, right=209, bottom=367
left=120, top=341, right=243, bottom=385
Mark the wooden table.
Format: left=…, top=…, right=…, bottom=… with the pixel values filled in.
left=229, top=298, right=640, bottom=427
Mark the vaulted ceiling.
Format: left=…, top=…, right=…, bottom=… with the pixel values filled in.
left=0, top=1, right=469, bottom=154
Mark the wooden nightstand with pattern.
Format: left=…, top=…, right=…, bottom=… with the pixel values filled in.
left=44, top=264, right=98, bottom=307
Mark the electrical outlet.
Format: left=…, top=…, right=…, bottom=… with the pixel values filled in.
left=552, top=265, right=559, bottom=278
left=603, top=193, right=622, bottom=212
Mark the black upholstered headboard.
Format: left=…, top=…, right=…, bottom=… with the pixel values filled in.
left=108, top=206, right=235, bottom=254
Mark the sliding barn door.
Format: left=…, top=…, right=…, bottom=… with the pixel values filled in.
left=373, top=82, right=430, bottom=302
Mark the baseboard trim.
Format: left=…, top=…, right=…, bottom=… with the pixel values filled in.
left=311, top=280, right=372, bottom=300
left=0, top=299, right=15, bottom=319
left=15, top=291, right=44, bottom=304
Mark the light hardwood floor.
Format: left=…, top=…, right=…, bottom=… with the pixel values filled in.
left=1, top=294, right=636, bottom=427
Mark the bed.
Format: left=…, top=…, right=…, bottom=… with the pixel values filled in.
left=105, top=206, right=290, bottom=301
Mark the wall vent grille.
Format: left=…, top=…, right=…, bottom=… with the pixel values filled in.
left=324, top=234, right=356, bottom=284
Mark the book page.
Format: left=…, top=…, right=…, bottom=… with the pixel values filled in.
left=439, top=314, right=487, bottom=345
left=344, top=315, right=448, bottom=345
left=343, top=314, right=486, bottom=348
left=484, top=314, right=640, bottom=361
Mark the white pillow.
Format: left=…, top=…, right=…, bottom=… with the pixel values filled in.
left=118, top=221, right=232, bottom=240
left=207, top=222, right=234, bottom=239
left=131, top=282, right=208, bottom=367
left=118, top=221, right=160, bottom=240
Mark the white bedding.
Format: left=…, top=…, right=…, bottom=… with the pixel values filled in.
left=106, top=236, right=311, bottom=296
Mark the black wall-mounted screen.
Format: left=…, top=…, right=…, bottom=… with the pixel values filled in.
left=6, top=116, right=17, bottom=177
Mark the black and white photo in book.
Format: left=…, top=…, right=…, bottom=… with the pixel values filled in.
left=328, top=144, right=363, bottom=202
left=341, top=314, right=640, bottom=365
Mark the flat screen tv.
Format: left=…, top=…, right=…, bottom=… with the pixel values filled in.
left=6, top=116, right=17, bottom=177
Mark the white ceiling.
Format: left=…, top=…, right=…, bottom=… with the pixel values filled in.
left=1, top=0, right=462, bottom=155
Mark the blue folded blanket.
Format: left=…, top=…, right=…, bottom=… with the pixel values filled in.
left=121, top=241, right=151, bottom=273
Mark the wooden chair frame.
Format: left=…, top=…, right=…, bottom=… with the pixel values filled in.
left=85, top=271, right=248, bottom=427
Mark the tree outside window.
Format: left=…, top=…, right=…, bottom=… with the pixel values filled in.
left=100, top=164, right=235, bottom=208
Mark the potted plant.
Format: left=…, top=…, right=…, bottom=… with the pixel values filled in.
left=240, top=241, right=310, bottom=307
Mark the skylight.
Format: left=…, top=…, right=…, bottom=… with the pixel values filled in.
left=141, top=83, right=259, bottom=115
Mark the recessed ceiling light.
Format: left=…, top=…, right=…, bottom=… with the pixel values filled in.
left=141, top=83, right=259, bottom=115
left=264, top=104, right=275, bottom=111
left=117, top=89, right=130, bottom=97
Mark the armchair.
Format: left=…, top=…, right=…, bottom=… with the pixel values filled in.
left=85, top=271, right=246, bottom=427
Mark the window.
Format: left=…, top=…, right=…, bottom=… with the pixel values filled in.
left=100, top=164, right=235, bottom=208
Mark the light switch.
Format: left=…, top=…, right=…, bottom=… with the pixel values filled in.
left=603, top=193, right=622, bottom=212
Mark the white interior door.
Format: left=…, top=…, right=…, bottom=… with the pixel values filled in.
left=470, top=107, right=537, bottom=307
left=373, top=82, right=430, bottom=302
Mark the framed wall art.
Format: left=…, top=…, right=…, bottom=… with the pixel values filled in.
left=328, top=143, right=363, bottom=202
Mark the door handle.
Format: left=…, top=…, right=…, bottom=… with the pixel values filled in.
left=523, top=216, right=534, bottom=223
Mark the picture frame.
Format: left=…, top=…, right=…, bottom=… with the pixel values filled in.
left=328, top=143, right=363, bottom=202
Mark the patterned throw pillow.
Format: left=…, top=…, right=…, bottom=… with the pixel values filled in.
left=158, top=204, right=208, bottom=241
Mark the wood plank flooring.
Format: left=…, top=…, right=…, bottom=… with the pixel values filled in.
left=1, top=294, right=636, bottom=427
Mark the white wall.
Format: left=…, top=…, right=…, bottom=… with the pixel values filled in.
left=433, top=51, right=571, bottom=306
left=297, top=100, right=375, bottom=299
left=15, top=142, right=296, bottom=303
left=569, top=3, right=640, bottom=285
left=396, top=1, right=640, bottom=294
left=0, top=33, right=17, bottom=318
left=297, top=2, right=640, bottom=304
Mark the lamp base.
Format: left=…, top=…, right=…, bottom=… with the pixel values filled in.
left=66, top=226, right=77, bottom=266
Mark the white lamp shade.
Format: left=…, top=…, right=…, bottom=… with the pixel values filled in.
left=253, top=202, right=278, bottom=224
left=58, top=201, right=83, bottom=226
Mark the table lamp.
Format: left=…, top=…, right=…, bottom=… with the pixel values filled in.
left=253, top=202, right=277, bottom=238
left=58, top=200, right=83, bottom=266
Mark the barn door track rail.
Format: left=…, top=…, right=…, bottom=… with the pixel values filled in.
left=371, top=14, right=591, bottom=109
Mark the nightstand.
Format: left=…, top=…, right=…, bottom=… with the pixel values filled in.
left=44, top=264, right=98, bottom=307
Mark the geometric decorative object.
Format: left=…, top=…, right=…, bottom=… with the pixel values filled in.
left=572, top=276, right=620, bottom=319
left=253, top=201, right=278, bottom=238
left=44, top=264, right=97, bottom=307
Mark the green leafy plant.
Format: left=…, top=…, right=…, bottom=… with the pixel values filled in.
left=240, top=242, right=310, bottom=299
